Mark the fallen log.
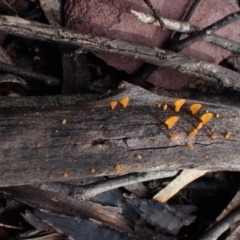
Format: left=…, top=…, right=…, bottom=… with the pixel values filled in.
left=0, top=82, right=240, bottom=186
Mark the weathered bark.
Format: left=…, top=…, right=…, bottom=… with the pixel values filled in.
left=1, top=15, right=240, bottom=90
left=0, top=82, right=240, bottom=186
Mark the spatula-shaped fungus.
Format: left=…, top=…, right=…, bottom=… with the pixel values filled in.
left=170, top=135, right=179, bottom=140
left=110, top=101, right=117, bottom=110
left=174, top=99, right=185, bottom=112
left=189, top=129, right=198, bottom=137
left=115, top=164, right=121, bottom=171
left=189, top=103, right=202, bottom=115
left=197, top=122, right=203, bottom=130
left=201, top=113, right=213, bottom=125
left=120, top=97, right=129, bottom=108
left=165, top=116, right=179, bottom=129
left=225, top=131, right=232, bottom=139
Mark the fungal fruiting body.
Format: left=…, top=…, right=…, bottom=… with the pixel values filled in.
left=115, top=164, right=121, bottom=171
left=61, top=119, right=67, bottom=124
left=110, top=101, right=117, bottom=110
left=90, top=168, right=96, bottom=173
left=189, top=129, right=198, bottom=137
left=152, top=139, right=157, bottom=144
left=62, top=172, right=68, bottom=178
left=120, top=97, right=129, bottom=108
left=163, top=104, right=168, bottom=110
left=35, top=142, right=41, bottom=148
left=174, top=99, right=185, bottom=112
left=136, top=164, right=141, bottom=169
left=225, top=131, right=232, bottom=139
left=211, top=133, right=217, bottom=140
left=204, top=155, right=209, bottom=159
left=165, top=116, right=179, bottom=129
left=200, top=113, right=213, bottom=125
left=216, top=113, right=220, bottom=118
left=186, top=143, right=193, bottom=147
left=189, top=103, right=202, bottom=115
left=197, top=122, right=203, bottom=130
left=170, top=135, right=179, bottom=140
left=136, top=154, right=142, bottom=160
left=157, top=103, right=161, bottom=108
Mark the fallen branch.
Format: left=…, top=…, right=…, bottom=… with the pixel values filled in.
left=1, top=15, right=240, bottom=89
left=0, top=61, right=61, bottom=86
left=0, top=82, right=240, bottom=185
left=40, top=170, right=178, bottom=200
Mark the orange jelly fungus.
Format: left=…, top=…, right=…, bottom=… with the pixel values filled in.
left=120, top=97, right=129, bottom=108
left=163, top=104, right=168, bottom=111
left=211, top=134, right=217, bottom=140
left=115, top=164, right=121, bottom=171
left=189, top=129, right=198, bottom=137
left=157, top=103, right=161, bottom=108
left=152, top=139, right=157, bottom=144
left=35, top=142, right=41, bottom=148
left=216, top=113, right=220, bottom=118
left=170, top=135, right=179, bottom=140
left=136, top=164, right=142, bottom=169
left=204, top=155, right=209, bottom=159
left=189, top=103, right=202, bottom=115
left=186, top=143, right=193, bottom=147
left=110, top=101, right=117, bottom=110
left=174, top=99, right=185, bottom=112
left=136, top=154, right=142, bottom=160
left=225, top=131, right=232, bottom=139
left=90, top=168, right=96, bottom=173
left=200, top=113, right=213, bottom=125
left=165, top=116, right=179, bottom=129
left=62, top=172, right=68, bottom=178
left=197, top=122, right=203, bottom=130
left=61, top=119, right=67, bottom=124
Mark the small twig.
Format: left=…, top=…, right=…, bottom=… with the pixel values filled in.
left=199, top=206, right=240, bottom=240
left=132, top=10, right=240, bottom=54
left=143, top=0, right=165, bottom=28
left=0, top=61, right=61, bottom=86
left=40, top=171, right=178, bottom=201
left=0, top=222, right=24, bottom=230
left=170, top=0, right=202, bottom=44
left=0, top=0, right=17, bottom=16
left=170, top=11, right=240, bottom=52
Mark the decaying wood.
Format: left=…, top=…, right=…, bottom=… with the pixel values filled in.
left=62, top=50, right=90, bottom=94
left=153, top=169, right=208, bottom=202
left=0, top=61, right=60, bottom=86
left=1, top=15, right=240, bottom=90
left=40, top=171, right=178, bottom=200
left=0, top=185, right=133, bottom=233
left=124, top=196, right=195, bottom=235
left=34, top=211, right=137, bottom=240
left=1, top=82, right=240, bottom=186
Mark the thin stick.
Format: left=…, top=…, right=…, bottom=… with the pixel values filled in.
left=1, top=15, right=240, bottom=89
left=40, top=171, right=178, bottom=201
left=199, top=206, right=240, bottom=240
left=0, top=61, right=60, bottom=86
left=143, top=0, right=165, bottom=28
left=170, top=11, right=240, bottom=52
left=132, top=10, right=240, bottom=54
left=170, top=0, right=202, bottom=44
